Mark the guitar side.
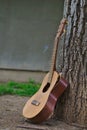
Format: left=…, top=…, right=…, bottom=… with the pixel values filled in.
left=29, top=76, right=68, bottom=123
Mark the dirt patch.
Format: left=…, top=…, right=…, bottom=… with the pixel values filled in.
left=0, top=95, right=85, bottom=130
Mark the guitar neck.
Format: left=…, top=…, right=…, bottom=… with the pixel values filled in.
left=48, top=35, right=60, bottom=83
left=48, top=18, right=67, bottom=83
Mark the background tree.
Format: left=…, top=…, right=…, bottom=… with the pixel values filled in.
left=55, top=0, right=87, bottom=128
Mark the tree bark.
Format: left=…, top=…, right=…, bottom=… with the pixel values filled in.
left=55, top=0, right=87, bottom=127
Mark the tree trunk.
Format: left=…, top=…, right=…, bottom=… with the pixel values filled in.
left=55, top=0, right=87, bottom=128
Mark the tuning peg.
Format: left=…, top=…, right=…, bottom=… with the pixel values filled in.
left=61, top=29, right=66, bottom=37
left=66, top=20, right=68, bottom=24
left=63, top=29, right=66, bottom=34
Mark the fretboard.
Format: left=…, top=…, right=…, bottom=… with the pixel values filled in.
left=48, top=35, right=60, bottom=83
left=48, top=18, right=67, bottom=83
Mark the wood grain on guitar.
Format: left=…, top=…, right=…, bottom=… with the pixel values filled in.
left=23, top=18, right=69, bottom=124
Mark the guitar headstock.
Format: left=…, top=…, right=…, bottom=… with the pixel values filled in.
left=57, top=18, right=67, bottom=37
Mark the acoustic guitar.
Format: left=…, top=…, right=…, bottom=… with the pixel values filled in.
left=23, top=18, right=68, bottom=123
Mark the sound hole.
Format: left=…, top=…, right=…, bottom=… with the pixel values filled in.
left=43, top=83, right=50, bottom=93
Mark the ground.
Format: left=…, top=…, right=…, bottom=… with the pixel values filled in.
left=0, top=95, right=86, bottom=130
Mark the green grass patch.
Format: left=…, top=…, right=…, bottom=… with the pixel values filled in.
left=0, top=80, right=40, bottom=96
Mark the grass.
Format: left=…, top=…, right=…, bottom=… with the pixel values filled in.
left=0, top=80, right=40, bottom=96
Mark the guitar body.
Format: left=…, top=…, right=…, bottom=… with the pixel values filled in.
left=23, top=71, right=68, bottom=123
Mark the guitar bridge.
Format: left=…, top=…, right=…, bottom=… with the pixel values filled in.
left=31, top=100, right=40, bottom=106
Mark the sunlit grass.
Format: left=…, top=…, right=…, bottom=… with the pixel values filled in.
left=0, top=80, right=40, bottom=96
